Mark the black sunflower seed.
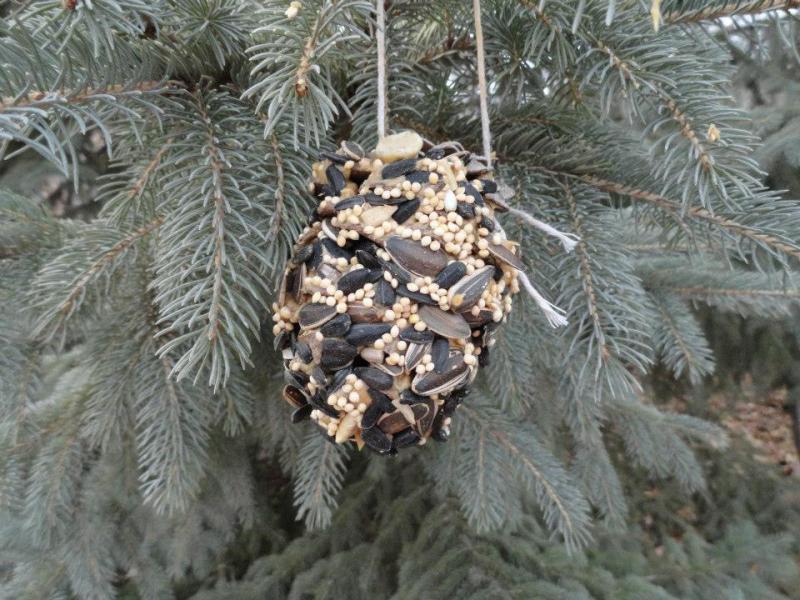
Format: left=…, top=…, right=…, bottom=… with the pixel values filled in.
left=320, top=151, right=348, bottom=165
left=479, top=216, right=495, bottom=232
left=326, top=165, right=346, bottom=194
left=298, top=303, right=337, bottom=329
left=431, top=338, right=450, bottom=373
left=345, top=323, right=392, bottom=345
left=354, top=366, right=393, bottom=390
left=341, top=140, right=364, bottom=160
left=392, top=198, right=420, bottom=224
left=431, top=426, right=449, bottom=442
left=320, top=313, right=351, bottom=337
left=337, top=269, right=371, bottom=294
left=361, top=426, right=392, bottom=453
left=374, top=279, right=396, bottom=305
left=286, top=369, right=309, bottom=388
left=310, top=366, right=328, bottom=387
left=399, top=327, right=434, bottom=344
left=320, top=338, right=358, bottom=371
left=433, top=261, right=467, bottom=289
left=309, top=240, right=323, bottom=269
left=321, top=238, right=352, bottom=260
left=273, top=329, right=290, bottom=351
left=294, top=340, right=313, bottom=363
left=366, top=269, right=384, bottom=283
left=360, top=402, right=385, bottom=429
left=464, top=182, right=485, bottom=206
left=382, top=259, right=412, bottom=284
left=392, top=428, right=421, bottom=449
left=400, top=389, right=426, bottom=405
left=385, top=236, right=449, bottom=278
left=479, top=347, right=491, bottom=367
left=480, top=179, right=498, bottom=193
left=355, top=249, right=381, bottom=270
left=290, top=244, right=314, bottom=265
left=493, top=266, right=504, bottom=282
left=381, top=158, right=417, bottom=179
left=367, top=387, right=395, bottom=412
left=396, top=285, right=437, bottom=305
left=291, top=404, right=313, bottom=423
left=406, top=170, right=431, bottom=184
left=456, top=202, right=476, bottom=220
left=309, top=392, right=338, bottom=417
left=426, top=148, right=446, bottom=160
left=448, top=265, right=494, bottom=311
left=334, top=195, right=367, bottom=212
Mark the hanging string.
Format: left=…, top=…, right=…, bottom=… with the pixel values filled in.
left=376, top=0, right=387, bottom=139
left=472, top=0, right=492, bottom=166
left=472, top=0, right=573, bottom=327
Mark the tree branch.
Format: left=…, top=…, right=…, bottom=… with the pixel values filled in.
left=665, top=0, right=800, bottom=23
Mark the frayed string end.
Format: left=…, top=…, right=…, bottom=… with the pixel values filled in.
left=508, top=206, right=580, bottom=253
left=518, top=272, right=568, bottom=328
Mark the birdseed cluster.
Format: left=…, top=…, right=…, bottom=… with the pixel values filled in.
left=272, top=131, right=521, bottom=454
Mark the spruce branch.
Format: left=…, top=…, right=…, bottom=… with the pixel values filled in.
left=664, top=0, right=800, bottom=23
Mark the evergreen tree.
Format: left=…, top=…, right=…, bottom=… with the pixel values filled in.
left=0, top=1, right=799, bottom=598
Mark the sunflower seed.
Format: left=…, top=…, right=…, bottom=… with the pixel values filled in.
left=374, top=279, right=396, bottom=305
left=320, top=338, right=358, bottom=371
left=463, top=308, right=494, bottom=326
left=385, top=237, right=449, bottom=278
left=431, top=337, right=450, bottom=373
left=292, top=404, right=313, bottom=423
left=329, top=367, right=351, bottom=392
left=334, top=195, right=367, bottom=212
left=355, top=248, right=381, bottom=269
left=283, top=264, right=304, bottom=303
left=321, top=238, right=352, bottom=260
left=404, top=341, right=430, bottom=371
left=341, top=140, right=365, bottom=160
left=282, top=385, right=308, bottom=409
left=375, top=362, right=403, bottom=377
left=479, top=216, right=495, bottom=232
left=320, top=313, right=351, bottom=337
left=413, top=399, right=436, bottom=436
left=378, top=410, right=412, bottom=434
left=326, top=165, right=346, bottom=194
left=464, top=182, right=485, bottom=207
left=392, top=428, right=421, bottom=449
left=456, top=202, right=476, bottom=220
left=310, top=366, right=327, bottom=387
left=382, top=158, right=418, bottom=179
left=273, top=329, right=290, bottom=351
left=360, top=402, right=385, bottom=429
left=411, top=354, right=469, bottom=396
left=348, top=303, right=383, bottom=323
left=399, top=327, right=434, bottom=344
left=487, top=242, right=525, bottom=271
left=320, top=151, right=348, bottom=165
left=298, top=303, right=337, bottom=329
left=433, top=261, right=467, bottom=289
left=337, top=268, right=371, bottom=294
left=286, top=369, right=309, bottom=388
left=406, top=170, right=431, bottom=184
left=391, top=198, right=420, bottom=224
left=309, top=240, right=323, bottom=269
left=367, top=387, right=395, bottom=412
left=382, top=259, right=412, bottom=284
left=396, top=285, right=437, bottom=305
left=479, top=347, right=491, bottom=366
left=479, top=179, right=498, bottom=193
left=400, top=389, right=426, bottom=405
left=309, top=391, right=338, bottom=417
left=354, top=366, right=393, bottom=390
left=294, top=340, right=313, bottom=363
left=418, top=305, right=471, bottom=339
left=361, top=425, right=392, bottom=453
left=345, top=323, right=392, bottom=345
left=321, top=219, right=340, bottom=241
left=465, top=158, right=492, bottom=178
left=291, top=244, right=314, bottom=265
left=448, top=265, right=494, bottom=311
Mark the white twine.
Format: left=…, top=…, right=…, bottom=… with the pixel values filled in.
left=518, top=271, right=569, bottom=328
left=473, top=0, right=492, bottom=167
left=376, top=0, right=387, bottom=139
left=507, top=205, right=579, bottom=253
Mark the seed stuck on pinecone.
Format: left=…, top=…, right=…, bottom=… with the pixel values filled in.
left=272, top=131, right=521, bottom=454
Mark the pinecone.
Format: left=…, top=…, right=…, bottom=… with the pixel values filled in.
left=272, top=131, right=521, bottom=454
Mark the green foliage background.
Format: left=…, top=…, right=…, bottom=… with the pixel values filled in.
left=0, top=0, right=799, bottom=598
